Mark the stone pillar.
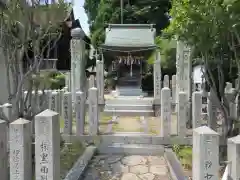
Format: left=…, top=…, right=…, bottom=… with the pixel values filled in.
left=227, top=135, right=240, bottom=180
left=10, top=118, right=32, bottom=180
left=193, top=126, right=219, bottom=180
left=96, top=60, right=104, bottom=104
left=88, top=87, right=99, bottom=135
left=192, top=91, right=202, bottom=128
left=49, top=91, right=59, bottom=113
left=177, top=92, right=187, bottom=137
left=59, top=89, right=64, bottom=115
left=75, top=91, right=86, bottom=135
left=176, top=41, right=192, bottom=125
left=45, top=90, right=52, bottom=109
left=160, top=87, right=171, bottom=137
left=63, top=92, right=72, bottom=134
left=71, top=28, right=86, bottom=95
left=89, top=75, right=95, bottom=88
left=163, top=75, right=169, bottom=88
left=35, top=109, right=60, bottom=180
left=176, top=41, right=191, bottom=101
left=171, top=75, right=176, bottom=104
left=0, top=120, right=7, bottom=180
left=207, top=90, right=218, bottom=130
left=65, top=72, right=71, bottom=90
left=154, top=50, right=161, bottom=104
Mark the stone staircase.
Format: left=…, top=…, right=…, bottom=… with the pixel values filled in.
left=104, top=97, right=154, bottom=116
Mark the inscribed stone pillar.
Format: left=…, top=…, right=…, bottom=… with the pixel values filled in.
left=227, top=135, right=240, bottom=180
left=49, top=91, right=59, bottom=113
left=59, top=89, right=64, bottom=115
left=177, top=92, right=187, bottom=137
left=176, top=41, right=191, bottom=100
left=96, top=60, right=104, bottom=104
left=160, top=87, right=171, bottom=137
left=0, top=120, right=7, bottom=180
left=75, top=91, right=85, bottom=135
left=171, top=75, right=176, bottom=104
left=176, top=41, right=191, bottom=119
left=154, top=51, right=161, bottom=104
left=35, top=109, right=60, bottom=180
left=193, top=126, right=219, bottom=180
left=163, top=75, right=169, bottom=88
left=89, top=75, right=95, bottom=88
left=88, top=87, right=99, bottom=135
left=71, top=28, right=86, bottom=99
left=192, top=91, right=202, bottom=128
left=10, top=118, right=32, bottom=180
left=63, top=92, right=72, bottom=134
left=207, top=90, right=218, bottom=130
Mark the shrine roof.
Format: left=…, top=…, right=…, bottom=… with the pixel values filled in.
left=101, top=24, right=156, bottom=50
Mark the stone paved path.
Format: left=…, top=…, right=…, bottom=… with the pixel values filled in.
left=82, top=155, right=171, bottom=180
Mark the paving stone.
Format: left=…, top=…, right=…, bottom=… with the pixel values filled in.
left=147, top=156, right=166, bottom=165
left=153, top=175, right=170, bottom=180
left=106, top=155, right=123, bottom=164
left=139, top=173, right=155, bottom=180
left=129, top=165, right=148, bottom=174
left=149, top=165, right=168, bottom=175
left=82, top=155, right=170, bottom=180
left=121, top=155, right=147, bottom=166
left=111, top=161, right=129, bottom=173
left=121, top=173, right=140, bottom=180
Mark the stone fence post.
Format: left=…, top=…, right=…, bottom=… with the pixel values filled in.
left=192, top=91, right=202, bottom=128
left=63, top=92, right=72, bottom=135
left=227, top=135, right=240, bottom=179
left=35, top=109, right=60, bottom=180
left=171, top=75, right=176, bottom=105
left=75, top=91, right=86, bottom=135
left=177, top=91, right=187, bottom=137
left=88, top=87, right=99, bottom=135
left=96, top=60, right=104, bottom=104
left=10, top=118, right=32, bottom=180
left=163, top=74, right=169, bottom=88
left=0, top=120, right=7, bottom=180
left=154, top=50, right=161, bottom=104
left=193, top=126, right=219, bottom=180
left=49, top=91, right=59, bottom=113
left=160, top=87, right=171, bottom=137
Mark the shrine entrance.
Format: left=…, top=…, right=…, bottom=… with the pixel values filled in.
left=101, top=24, right=156, bottom=96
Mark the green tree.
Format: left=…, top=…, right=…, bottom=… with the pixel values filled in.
left=165, top=0, right=240, bottom=139
left=0, top=0, right=69, bottom=120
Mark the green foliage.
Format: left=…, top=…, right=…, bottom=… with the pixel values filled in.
left=173, top=145, right=192, bottom=169
left=148, top=37, right=177, bottom=77
left=50, top=73, right=65, bottom=90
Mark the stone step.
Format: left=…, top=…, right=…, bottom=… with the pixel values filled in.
left=103, top=109, right=155, bottom=116
left=105, top=104, right=153, bottom=111
left=105, top=98, right=154, bottom=105
left=98, top=143, right=164, bottom=156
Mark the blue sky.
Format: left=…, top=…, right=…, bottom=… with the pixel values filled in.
left=73, top=0, right=90, bottom=35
